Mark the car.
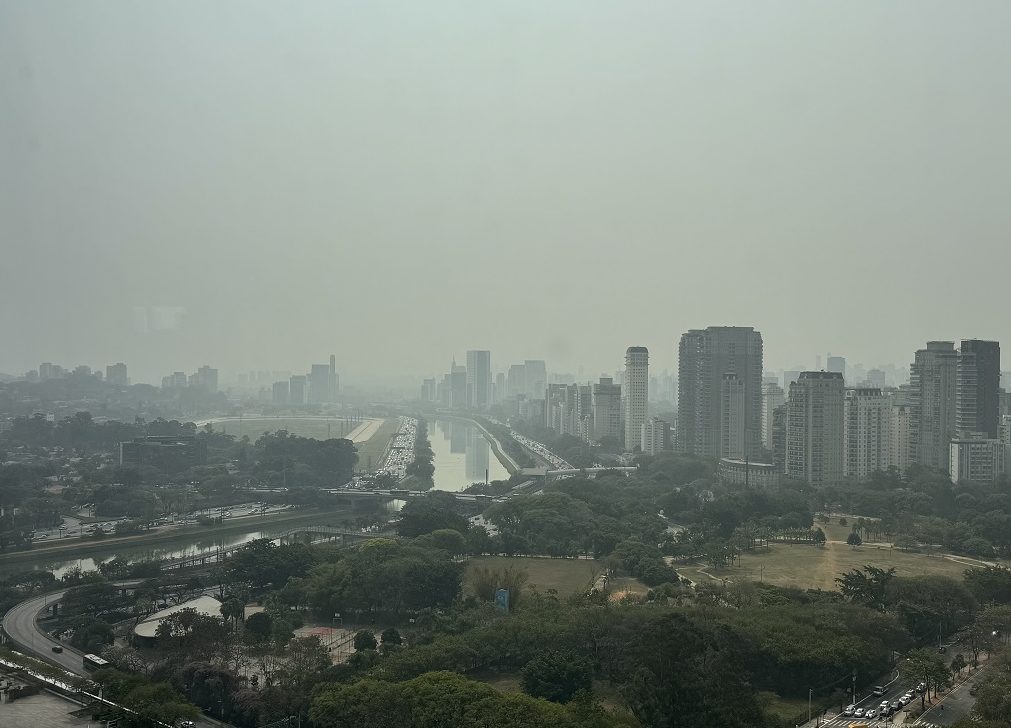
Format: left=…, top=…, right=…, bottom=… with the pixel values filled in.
left=51, top=645, right=63, bottom=653
left=970, top=684, right=978, bottom=696
left=866, top=707, right=878, bottom=719
left=843, top=704, right=856, bottom=716
left=854, top=707, right=865, bottom=717
left=916, top=682, right=926, bottom=693
left=890, top=701, right=901, bottom=712
left=872, top=685, right=886, bottom=696
left=898, top=694, right=911, bottom=706
left=879, top=700, right=890, bottom=710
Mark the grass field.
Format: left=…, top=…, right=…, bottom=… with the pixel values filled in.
left=678, top=540, right=976, bottom=592
left=210, top=417, right=371, bottom=441
left=465, top=556, right=609, bottom=597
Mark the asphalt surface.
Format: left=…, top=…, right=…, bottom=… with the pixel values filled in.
left=2, top=588, right=84, bottom=674
left=916, top=670, right=981, bottom=726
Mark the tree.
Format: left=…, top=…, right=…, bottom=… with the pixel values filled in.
left=813, top=528, right=827, bottom=546
left=245, top=611, right=273, bottom=643
left=847, top=531, right=863, bottom=547
left=380, top=627, right=402, bottom=646
left=353, top=630, right=377, bottom=651
left=521, top=651, right=593, bottom=703
left=220, top=598, right=245, bottom=629
left=903, top=648, right=950, bottom=707
left=836, top=565, right=895, bottom=611
left=950, top=653, right=967, bottom=676
left=430, top=528, right=467, bottom=556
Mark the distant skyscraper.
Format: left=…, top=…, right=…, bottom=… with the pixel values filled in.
left=192, top=365, right=218, bottom=392
left=677, top=326, right=763, bottom=459
left=450, top=361, right=468, bottom=409
left=844, top=388, right=889, bottom=479
left=289, top=374, right=307, bottom=405
left=494, top=372, right=506, bottom=404
left=786, top=371, right=845, bottom=486
left=523, top=360, right=547, bottom=399
left=106, top=362, right=129, bottom=386
left=420, top=378, right=436, bottom=401
left=827, top=355, right=846, bottom=379
left=624, top=347, right=649, bottom=451
left=591, top=376, right=622, bottom=443
left=466, top=350, right=492, bottom=410
left=956, top=339, right=1000, bottom=438
left=272, top=380, right=290, bottom=405
left=506, top=364, right=526, bottom=399
left=329, top=354, right=338, bottom=401
left=866, top=368, right=886, bottom=389
left=909, top=342, right=958, bottom=470
left=761, top=381, right=786, bottom=450
left=309, top=364, right=330, bottom=404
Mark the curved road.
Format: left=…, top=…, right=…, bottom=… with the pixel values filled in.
left=2, top=588, right=85, bottom=673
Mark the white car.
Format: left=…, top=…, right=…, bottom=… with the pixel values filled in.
left=843, top=704, right=856, bottom=716
left=854, top=707, right=865, bottom=717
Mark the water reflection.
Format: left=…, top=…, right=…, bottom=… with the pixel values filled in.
left=429, top=419, right=509, bottom=491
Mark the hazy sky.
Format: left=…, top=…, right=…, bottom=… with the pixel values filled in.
left=3, top=1, right=1011, bottom=384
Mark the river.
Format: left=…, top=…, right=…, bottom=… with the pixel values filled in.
left=428, top=418, right=510, bottom=492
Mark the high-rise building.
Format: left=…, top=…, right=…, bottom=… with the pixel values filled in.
left=885, top=386, right=914, bottom=473
left=289, top=375, right=307, bottom=405
left=309, top=364, right=330, bottom=404
left=450, top=362, right=468, bottom=409
left=272, top=380, right=290, bottom=405
left=162, top=371, right=187, bottom=389
left=909, top=341, right=959, bottom=470
left=466, top=350, right=492, bottom=410
left=329, top=354, right=339, bottom=401
left=720, top=373, right=746, bottom=459
left=771, top=403, right=787, bottom=471
left=420, top=378, right=437, bottom=401
left=523, top=360, right=547, bottom=399
left=106, top=362, right=129, bottom=386
left=866, top=368, right=887, bottom=389
left=624, top=347, right=649, bottom=451
left=786, top=371, right=845, bottom=486
left=956, top=340, right=1000, bottom=439
left=191, top=365, right=218, bottom=392
left=506, top=364, right=526, bottom=399
left=641, top=417, right=670, bottom=456
left=677, top=326, right=763, bottom=459
left=844, top=388, right=889, bottom=479
left=592, top=376, right=622, bottom=443
left=761, top=382, right=786, bottom=450
left=827, top=355, right=846, bottom=379
left=494, top=372, right=506, bottom=404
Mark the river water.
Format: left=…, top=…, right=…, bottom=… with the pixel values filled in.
left=2, top=418, right=508, bottom=577
left=428, top=418, right=510, bottom=491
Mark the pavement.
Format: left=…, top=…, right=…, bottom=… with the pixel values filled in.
left=0, top=691, right=91, bottom=727
left=914, top=669, right=982, bottom=726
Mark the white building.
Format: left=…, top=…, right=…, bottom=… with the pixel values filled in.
left=624, top=347, right=649, bottom=451
left=641, top=416, right=670, bottom=456
left=786, top=371, right=845, bottom=486
left=950, top=438, right=1005, bottom=483
left=844, top=388, right=890, bottom=479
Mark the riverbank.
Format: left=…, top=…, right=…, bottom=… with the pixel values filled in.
left=435, top=414, right=519, bottom=475
left=0, top=507, right=349, bottom=569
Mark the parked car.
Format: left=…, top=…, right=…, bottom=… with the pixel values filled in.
left=843, top=704, right=856, bottom=716
left=854, top=707, right=865, bottom=717
left=890, top=700, right=901, bottom=712
left=916, top=682, right=926, bottom=693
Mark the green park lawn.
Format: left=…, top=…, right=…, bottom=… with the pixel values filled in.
left=679, top=539, right=976, bottom=592
left=465, top=556, right=610, bottom=597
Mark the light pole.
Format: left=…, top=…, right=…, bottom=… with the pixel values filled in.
left=808, top=687, right=812, bottom=724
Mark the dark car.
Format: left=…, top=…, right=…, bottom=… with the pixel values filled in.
left=51, top=645, right=63, bottom=653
